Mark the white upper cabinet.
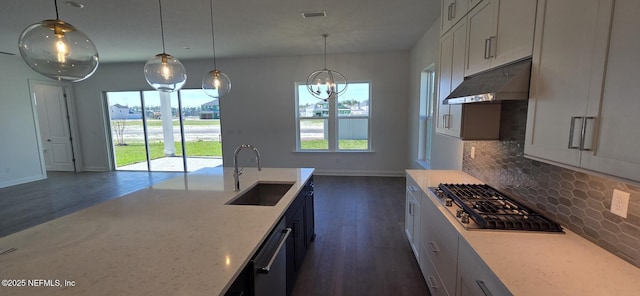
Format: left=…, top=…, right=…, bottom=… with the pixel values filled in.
left=437, top=6, right=501, bottom=140
left=437, top=18, right=466, bottom=137
left=576, top=0, right=640, bottom=181
left=526, top=0, right=640, bottom=182
left=465, top=0, right=537, bottom=76
left=441, top=0, right=469, bottom=35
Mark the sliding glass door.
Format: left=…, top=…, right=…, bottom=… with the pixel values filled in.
left=105, top=90, right=223, bottom=172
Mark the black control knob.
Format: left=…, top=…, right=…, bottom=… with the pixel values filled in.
left=456, top=209, right=464, bottom=218
left=445, top=198, right=453, bottom=207
left=461, top=213, right=470, bottom=224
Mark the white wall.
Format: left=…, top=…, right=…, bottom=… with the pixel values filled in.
left=0, top=55, right=47, bottom=187
left=407, top=18, right=464, bottom=170
left=73, top=51, right=411, bottom=176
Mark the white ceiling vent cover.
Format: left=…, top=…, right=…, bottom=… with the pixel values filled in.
left=301, top=11, right=327, bottom=18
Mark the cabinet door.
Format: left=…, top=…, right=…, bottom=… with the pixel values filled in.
left=491, top=0, right=537, bottom=67
left=437, top=18, right=467, bottom=137
left=441, top=0, right=468, bottom=35
left=436, top=29, right=454, bottom=134
left=465, top=0, right=495, bottom=76
left=406, top=180, right=421, bottom=259
left=580, top=0, right=640, bottom=182
left=524, top=0, right=613, bottom=167
left=466, top=0, right=537, bottom=76
left=457, top=240, right=512, bottom=296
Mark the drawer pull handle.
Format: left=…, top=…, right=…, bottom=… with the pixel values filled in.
left=427, top=276, right=439, bottom=289
left=428, top=242, right=440, bottom=253
left=476, top=280, right=493, bottom=296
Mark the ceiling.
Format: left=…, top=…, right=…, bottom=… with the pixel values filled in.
left=1, top=0, right=440, bottom=63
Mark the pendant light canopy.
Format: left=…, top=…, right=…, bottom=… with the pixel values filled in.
left=18, top=0, right=99, bottom=82
left=306, top=34, right=347, bottom=101
left=144, top=0, right=187, bottom=92
left=201, top=0, right=231, bottom=99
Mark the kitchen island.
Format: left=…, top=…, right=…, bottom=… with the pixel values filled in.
left=408, top=170, right=640, bottom=296
left=0, top=167, right=314, bottom=295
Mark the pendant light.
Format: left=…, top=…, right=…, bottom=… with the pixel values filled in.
left=144, top=0, right=187, bottom=92
left=201, top=0, right=231, bottom=98
left=18, top=0, right=99, bottom=82
left=306, top=34, right=347, bottom=101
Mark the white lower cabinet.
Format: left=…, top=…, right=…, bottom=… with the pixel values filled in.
left=405, top=177, right=422, bottom=260
left=407, top=174, right=510, bottom=296
left=457, top=239, right=511, bottom=296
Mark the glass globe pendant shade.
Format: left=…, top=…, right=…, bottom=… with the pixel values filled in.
left=144, top=53, right=187, bottom=92
left=202, top=69, right=231, bottom=98
left=18, top=19, right=99, bottom=82
left=306, top=68, right=348, bottom=100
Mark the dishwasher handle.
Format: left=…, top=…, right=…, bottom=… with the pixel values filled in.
left=258, top=228, right=292, bottom=274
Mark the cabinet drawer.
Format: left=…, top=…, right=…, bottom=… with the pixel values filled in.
left=422, top=195, right=458, bottom=254
left=424, top=223, right=458, bottom=295
left=421, top=243, right=452, bottom=296
left=458, top=240, right=511, bottom=296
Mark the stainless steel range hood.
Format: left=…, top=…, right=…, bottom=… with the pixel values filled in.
left=443, top=58, right=532, bottom=105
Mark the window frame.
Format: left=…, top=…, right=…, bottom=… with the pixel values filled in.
left=295, top=81, right=372, bottom=152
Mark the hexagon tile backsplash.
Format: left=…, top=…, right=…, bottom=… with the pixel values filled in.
left=462, top=102, right=640, bottom=268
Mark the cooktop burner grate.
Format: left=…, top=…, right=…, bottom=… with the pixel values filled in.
left=438, top=183, right=563, bottom=232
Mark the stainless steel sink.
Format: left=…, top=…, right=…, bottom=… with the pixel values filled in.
left=226, top=182, right=294, bottom=206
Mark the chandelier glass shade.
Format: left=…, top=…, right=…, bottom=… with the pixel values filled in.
left=201, top=0, right=231, bottom=99
left=144, top=0, right=187, bottom=92
left=306, top=34, right=347, bottom=100
left=18, top=1, right=99, bottom=82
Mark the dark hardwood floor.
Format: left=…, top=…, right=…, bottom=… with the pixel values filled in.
left=0, top=171, right=183, bottom=237
left=0, top=173, right=428, bottom=295
left=292, top=176, right=429, bottom=296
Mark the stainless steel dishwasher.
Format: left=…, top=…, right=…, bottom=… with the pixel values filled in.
left=251, top=218, right=291, bottom=296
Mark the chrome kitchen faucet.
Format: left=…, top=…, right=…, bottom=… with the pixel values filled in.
left=233, top=144, right=262, bottom=191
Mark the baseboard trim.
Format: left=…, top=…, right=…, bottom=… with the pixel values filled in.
left=312, top=169, right=405, bottom=177
left=83, top=166, right=110, bottom=172
left=0, top=174, right=47, bottom=189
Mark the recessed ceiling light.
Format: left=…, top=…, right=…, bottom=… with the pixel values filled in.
left=301, top=11, right=327, bottom=18
left=65, top=1, right=85, bottom=8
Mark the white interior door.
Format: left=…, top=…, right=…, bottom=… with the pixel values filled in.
left=33, top=83, right=76, bottom=172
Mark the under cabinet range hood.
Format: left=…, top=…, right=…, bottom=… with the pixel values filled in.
left=443, top=58, right=532, bottom=105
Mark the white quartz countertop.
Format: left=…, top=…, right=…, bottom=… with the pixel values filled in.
left=407, top=170, right=640, bottom=296
left=0, top=167, right=314, bottom=296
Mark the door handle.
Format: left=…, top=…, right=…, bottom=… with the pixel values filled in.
left=428, top=242, right=440, bottom=253
left=484, top=38, right=491, bottom=59
left=258, top=228, right=292, bottom=274
left=579, top=117, right=596, bottom=151
left=476, top=280, right=494, bottom=296
left=427, top=276, right=439, bottom=289
left=568, top=116, right=583, bottom=149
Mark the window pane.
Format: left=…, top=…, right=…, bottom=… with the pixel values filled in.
left=299, top=118, right=328, bottom=150
left=179, top=89, right=223, bottom=171
left=142, top=91, right=184, bottom=172
left=338, top=82, right=369, bottom=117
left=107, top=91, right=146, bottom=170
left=338, top=118, right=368, bottom=150
left=298, top=85, right=328, bottom=118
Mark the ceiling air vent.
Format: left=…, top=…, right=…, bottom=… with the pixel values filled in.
left=301, top=11, right=327, bottom=18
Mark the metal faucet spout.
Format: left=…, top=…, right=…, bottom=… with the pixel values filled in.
left=233, top=144, right=262, bottom=191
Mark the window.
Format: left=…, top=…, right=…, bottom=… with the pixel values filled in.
left=296, top=82, right=371, bottom=151
left=105, top=89, right=223, bottom=172
left=418, top=68, right=435, bottom=165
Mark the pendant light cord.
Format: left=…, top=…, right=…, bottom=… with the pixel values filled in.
left=54, top=0, right=60, bottom=19
left=158, top=0, right=167, bottom=53
left=323, top=34, right=328, bottom=69
left=209, top=0, right=217, bottom=69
